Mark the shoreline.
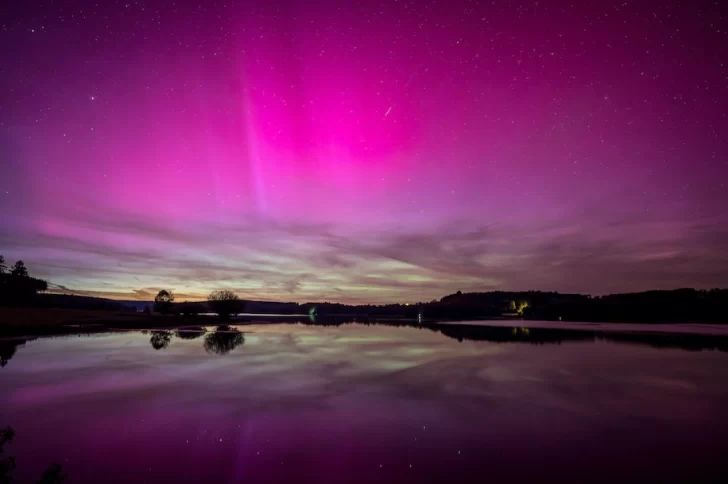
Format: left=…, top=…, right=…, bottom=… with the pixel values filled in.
left=1, top=306, right=727, bottom=339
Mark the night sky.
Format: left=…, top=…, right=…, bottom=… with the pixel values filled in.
left=1, top=0, right=726, bottom=303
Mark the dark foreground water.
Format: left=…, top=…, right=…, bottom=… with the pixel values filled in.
left=2, top=322, right=728, bottom=483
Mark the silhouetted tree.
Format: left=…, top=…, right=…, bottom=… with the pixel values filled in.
left=154, top=290, right=175, bottom=315
left=0, top=259, right=47, bottom=306
left=204, top=325, right=244, bottom=355
left=150, top=331, right=172, bottom=350
left=0, top=256, right=6, bottom=275
left=207, top=290, right=244, bottom=321
left=10, top=261, right=28, bottom=278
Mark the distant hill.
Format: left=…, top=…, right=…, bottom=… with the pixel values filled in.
left=37, top=294, right=142, bottom=312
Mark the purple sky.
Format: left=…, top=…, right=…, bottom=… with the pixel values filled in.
left=1, top=0, right=727, bottom=303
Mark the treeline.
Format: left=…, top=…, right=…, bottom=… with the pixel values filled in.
left=215, top=291, right=585, bottom=319
left=524, top=288, right=728, bottom=323
left=295, top=291, right=588, bottom=320
left=3, top=252, right=726, bottom=324
left=298, top=289, right=728, bottom=323
left=0, top=256, right=48, bottom=306
left=152, top=289, right=245, bottom=321
left=150, top=288, right=728, bottom=323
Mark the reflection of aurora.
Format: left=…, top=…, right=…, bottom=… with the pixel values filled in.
left=3, top=322, right=726, bottom=371
left=3, top=322, right=728, bottom=484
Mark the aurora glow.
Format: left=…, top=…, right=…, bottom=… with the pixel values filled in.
left=1, top=0, right=726, bottom=303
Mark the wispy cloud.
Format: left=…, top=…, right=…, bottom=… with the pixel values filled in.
left=4, top=206, right=726, bottom=303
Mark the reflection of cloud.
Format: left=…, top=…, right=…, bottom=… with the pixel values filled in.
left=2, top=207, right=727, bottom=303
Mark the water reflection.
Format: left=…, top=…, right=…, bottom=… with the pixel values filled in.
left=149, top=331, right=173, bottom=350
left=301, top=320, right=728, bottom=352
left=175, top=326, right=207, bottom=340
left=203, top=325, right=245, bottom=355
left=0, top=338, right=35, bottom=367
left=2, top=321, right=727, bottom=369
left=1, top=426, right=66, bottom=483
left=2, top=323, right=727, bottom=483
left=1, top=426, right=16, bottom=481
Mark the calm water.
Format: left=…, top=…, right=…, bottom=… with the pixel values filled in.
left=2, top=322, right=728, bottom=483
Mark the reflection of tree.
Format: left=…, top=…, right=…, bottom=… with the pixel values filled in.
left=299, top=319, right=728, bottom=352
left=175, top=326, right=206, bottom=340
left=1, top=426, right=16, bottom=482
left=204, top=326, right=244, bottom=355
left=0, top=342, right=18, bottom=369
left=150, top=331, right=172, bottom=350
left=0, top=339, right=33, bottom=368
left=1, top=426, right=66, bottom=483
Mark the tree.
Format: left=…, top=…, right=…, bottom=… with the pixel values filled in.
left=154, top=290, right=175, bottom=315
left=207, top=290, right=244, bottom=321
left=10, top=261, right=28, bottom=278
left=0, top=255, right=6, bottom=274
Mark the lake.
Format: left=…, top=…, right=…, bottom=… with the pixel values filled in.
left=2, top=322, right=728, bottom=483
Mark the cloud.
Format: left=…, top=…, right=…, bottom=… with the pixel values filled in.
left=5, top=206, right=727, bottom=304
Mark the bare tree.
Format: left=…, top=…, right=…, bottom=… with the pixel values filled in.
left=207, top=290, right=244, bottom=321
left=154, top=290, right=175, bottom=315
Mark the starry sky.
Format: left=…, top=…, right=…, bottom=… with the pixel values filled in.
left=1, top=0, right=727, bottom=303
